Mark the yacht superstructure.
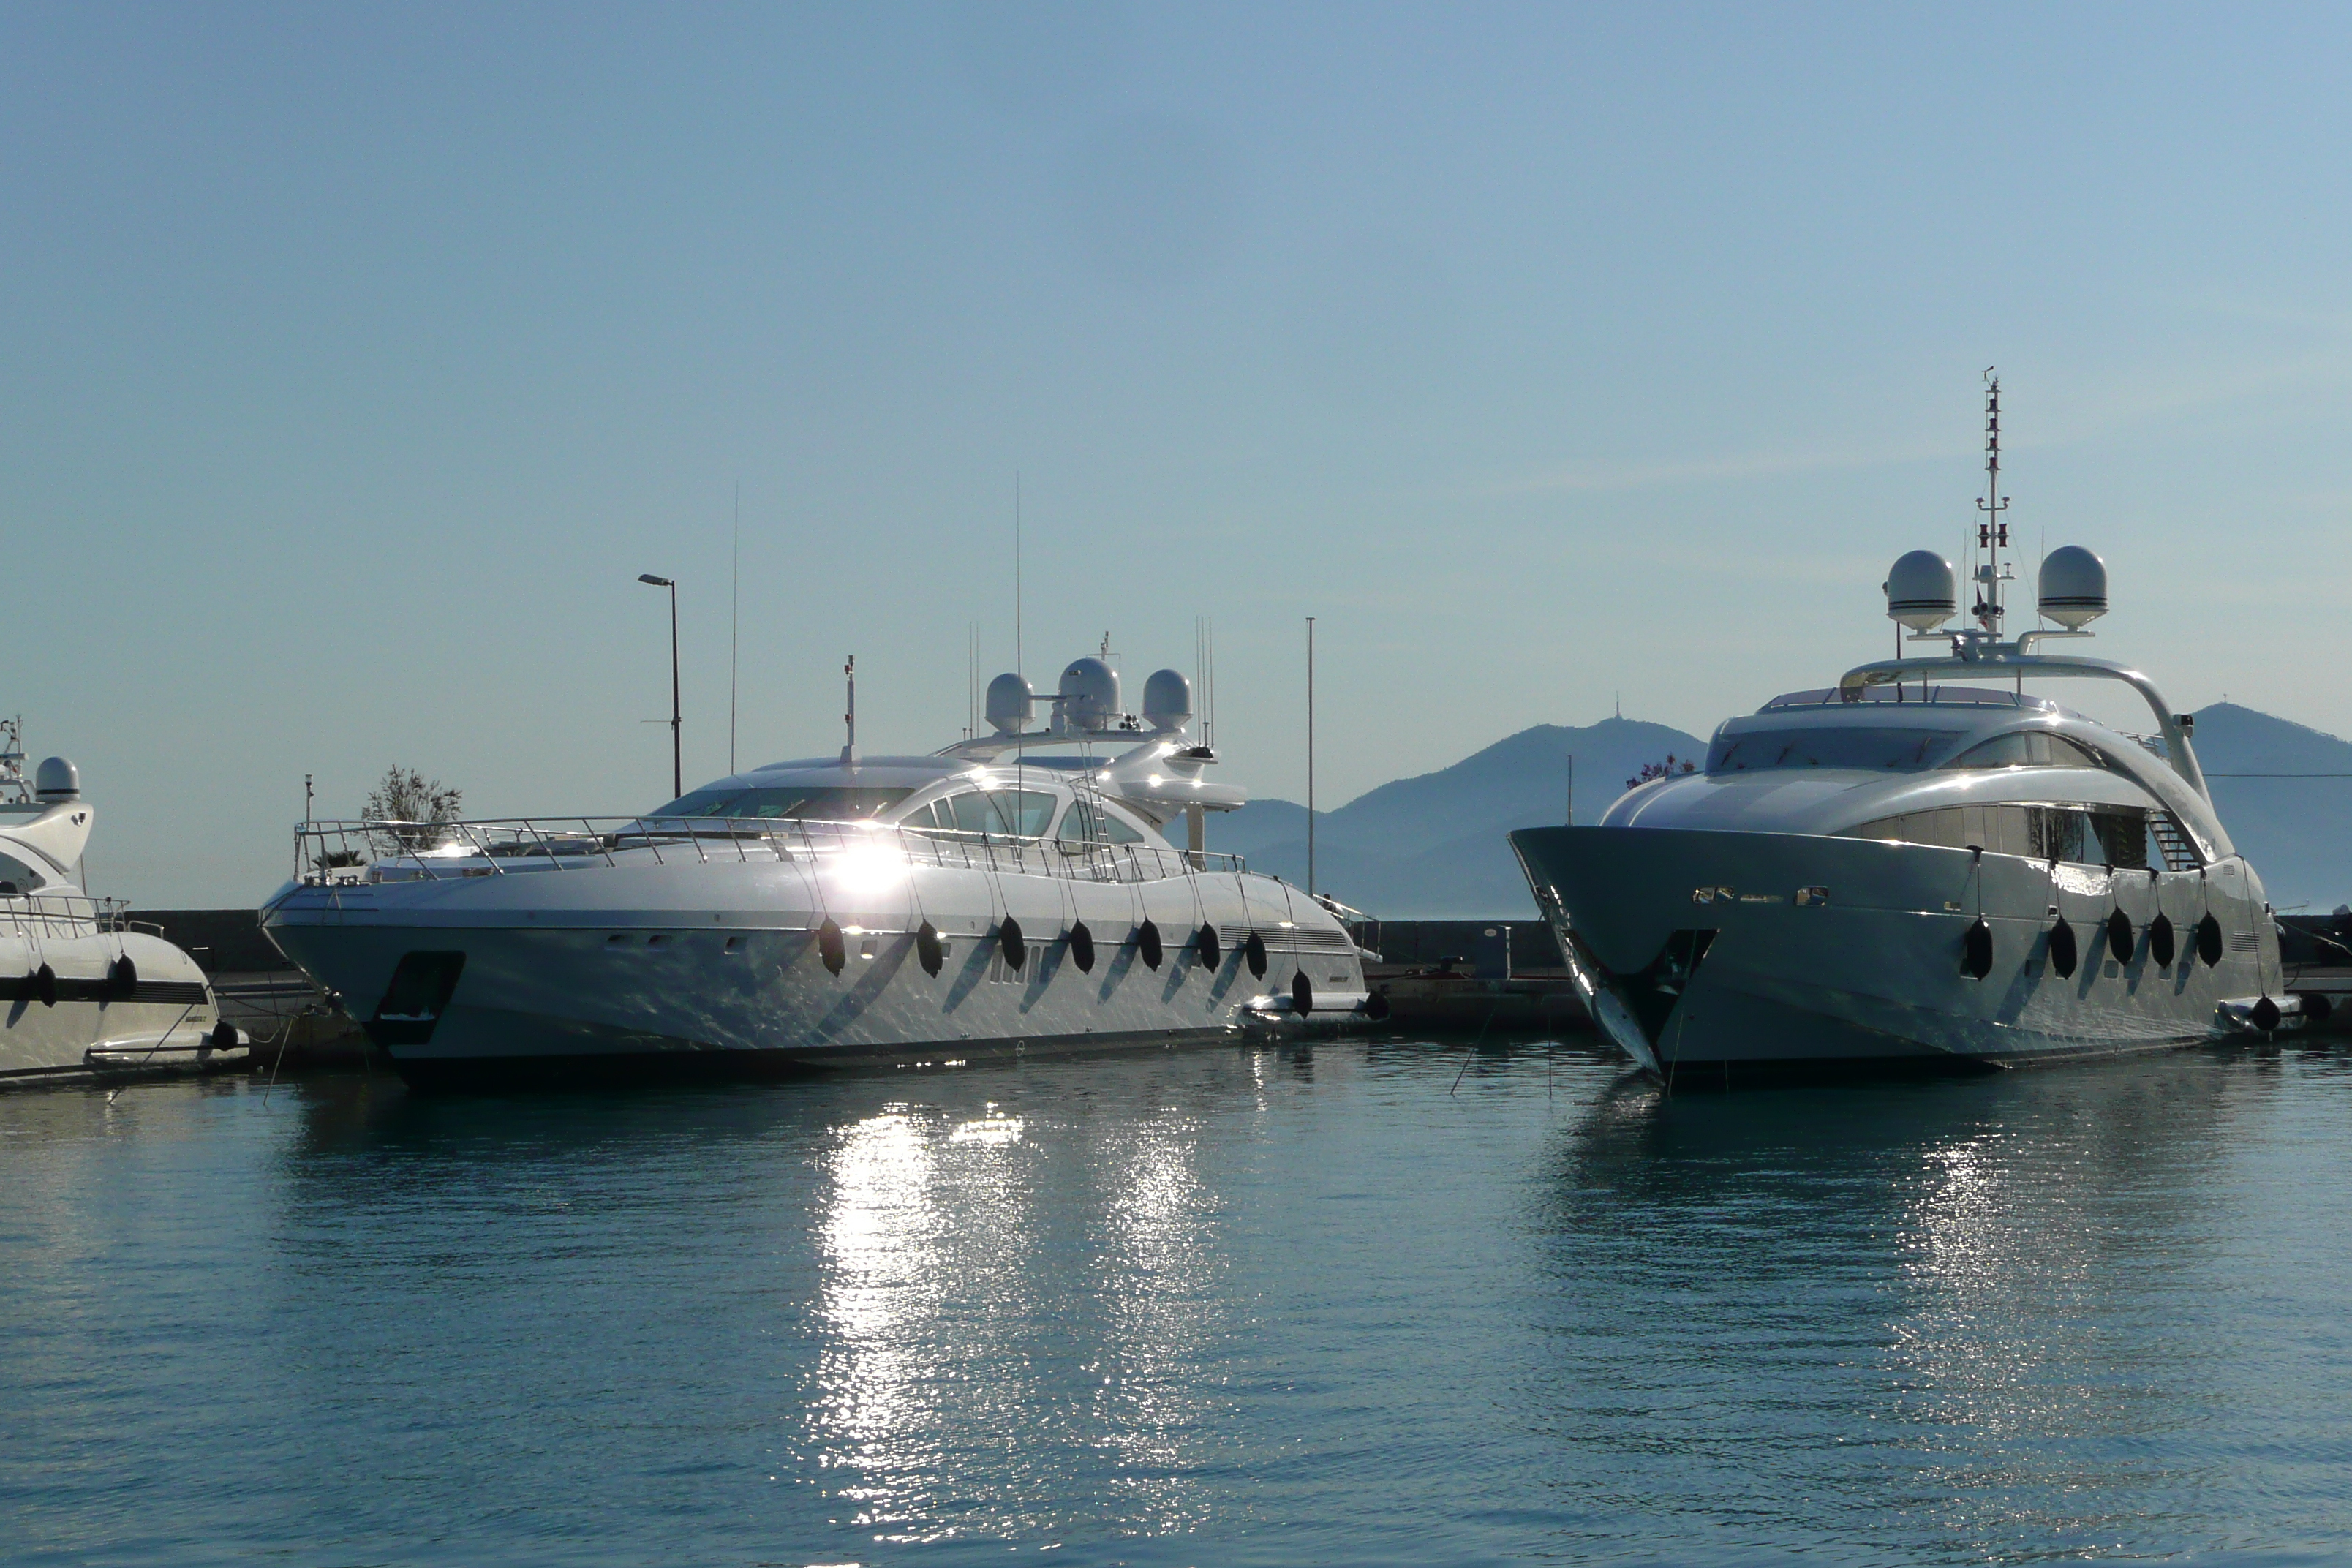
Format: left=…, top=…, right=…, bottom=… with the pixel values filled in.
left=1512, top=380, right=2292, bottom=1078
left=0, top=720, right=241, bottom=1087
left=263, top=657, right=1374, bottom=1088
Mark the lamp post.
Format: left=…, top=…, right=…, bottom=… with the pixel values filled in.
left=638, top=573, right=681, bottom=799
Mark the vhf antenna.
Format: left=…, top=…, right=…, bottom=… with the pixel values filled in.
left=1975, top=369, right=2010, bottom=634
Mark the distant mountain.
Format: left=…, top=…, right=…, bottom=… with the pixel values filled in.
left=1206, top=701, right=2352, bottom=918
left=1215, top=717, right=1705, bottom=917
left=2193, top=703, right=2352, bottom=913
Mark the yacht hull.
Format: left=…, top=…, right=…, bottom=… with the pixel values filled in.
left=263, top=858, right=1369, bottom=1089
left=1511, top=826, right=2284, bottom=1078
left=0, top=929, right=233, bottom=1088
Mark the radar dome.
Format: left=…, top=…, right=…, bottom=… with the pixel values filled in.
left=984, top=673, right=1034, bottom=735
left=34, top=756, right=78, bottom=800
left=1885, top=551, right=1957, bottom=633
left=1055, top=657, right=1120, bottom=734
left=1142, top=668, right=1192, bottom=734
left=2038, top=546, right=2108, bottom=629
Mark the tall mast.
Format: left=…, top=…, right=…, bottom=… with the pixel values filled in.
left=840, top=654, right=856, bottom=768
left=1974, top=370, right=2010, bottom=634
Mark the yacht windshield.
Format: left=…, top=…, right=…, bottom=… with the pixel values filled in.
left=647, top=785, right=913, bottom=821
left=1708, top=727, right=1964, bottom=774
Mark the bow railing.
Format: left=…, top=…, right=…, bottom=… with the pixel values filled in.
left=293, top=817, right=1247, bottom=889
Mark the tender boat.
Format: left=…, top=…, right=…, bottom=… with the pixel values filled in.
left=1512, top=383, right=2296, bottom=1080
left=262, top=657, right=1376, bottom=1088
left=0, top=720, right=242, bottom=1088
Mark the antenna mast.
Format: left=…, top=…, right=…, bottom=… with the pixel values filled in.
left=1974, top=370, right=2011, bottom=634
left=1014, top=472, right=1023, bottom=682
left=840, top=655, right=857, bottom=768
left=729, top=482, right=740, bottom=775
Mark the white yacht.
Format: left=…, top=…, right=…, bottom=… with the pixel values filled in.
left=1513, top=387, right=2294, bottom=1080
left=262, top=658, right=1375, bottom=1088
left=0, top=720, right=241, bottom=1088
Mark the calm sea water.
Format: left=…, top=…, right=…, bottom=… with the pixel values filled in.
left=6, top=1039, right=2352, bottom=1567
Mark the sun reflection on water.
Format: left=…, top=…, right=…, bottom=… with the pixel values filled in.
left=1881, top=1101, right=2207, bottom=1551
left=805, top=1091, right=1235, bottom=1548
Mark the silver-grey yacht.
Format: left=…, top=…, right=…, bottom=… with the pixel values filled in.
left=1513, top=388, right=2293, bottom=1079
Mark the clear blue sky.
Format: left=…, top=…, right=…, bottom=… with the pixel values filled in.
left=7, top=3, right=2351, bottom=905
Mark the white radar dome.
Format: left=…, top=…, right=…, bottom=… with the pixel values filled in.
left=34, top=756, right=78, bottom=800
left=1055, top=657, right=1120, bottom=734
left=2038, top=546, right=2108, bottom=629
left=1142, top=668, right=1192, bottom=734
left=984, top=672, right=1034, bottom=735
left=1885, top=550, right=1958, bottom=632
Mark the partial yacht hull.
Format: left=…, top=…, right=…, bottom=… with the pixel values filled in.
left=1512, top=826, right=2284, bottom=1079
left=1, top=920, right=235, bottom=1088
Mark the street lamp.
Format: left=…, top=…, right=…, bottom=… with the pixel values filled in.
left=638, top=573, right=681, bottom=799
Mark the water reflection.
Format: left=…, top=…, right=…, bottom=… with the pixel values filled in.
left=10, top=1044, right=2352, bottom=1564
left=799, top=1069, right=1237, bottom=1546
left=1539, top=1051, right=2281, bottom=1558
left=1084, top=1104, right=1226, bottom=1527
left=813, top=1106, right=957, bottom=1541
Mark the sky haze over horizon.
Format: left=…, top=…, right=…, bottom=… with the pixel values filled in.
left=9, top=3, right=2352, bottom=903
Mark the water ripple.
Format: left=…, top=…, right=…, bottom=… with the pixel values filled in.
left=4, top=1041, right=2352, bottom=1564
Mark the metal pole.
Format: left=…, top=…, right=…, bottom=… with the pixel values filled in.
left=668, top=581, right=682, bottom=799
left=1305, top=615, right=1316, bottom=900
left=639, top=573, right=682, bottom=799
left=729, top=484, right=739, bottom=775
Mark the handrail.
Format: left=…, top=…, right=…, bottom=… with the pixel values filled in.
left=0, top=889, right=131, bottom=938
left=289, top=815, right=1248, bottom=889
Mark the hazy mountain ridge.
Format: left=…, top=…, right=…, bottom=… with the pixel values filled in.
left=1217, top=717, right=1706, bottom=917
left=1217, top=704, right=2352, bottom=917
left=2194, top=704, right=2352, bottom=912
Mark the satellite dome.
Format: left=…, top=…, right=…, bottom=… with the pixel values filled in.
left=2038, top=546, right=2108, bottom=629
left=1056, top=657, right=1120, bottom=734
left=34, top=756, right=78, bottom=801
left=1142, top=668, right=1192, bottom=734
left=984, top=673, right=1034, bottom=736
left=1885, top=550, right=1957, bottom=632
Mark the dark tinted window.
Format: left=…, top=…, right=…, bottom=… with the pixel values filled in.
left=943, top=792, right=1002, bottom=834
left=1950, top=731, right=2103, bottom=769
left=1842, top=802, right=2192, bottom=869
left=1058, top=802, right=1148, bottom=845
left=995, top=791, right=1056, bottom=836
left=935, top=789, right=1057, bottom=837
left=647, top=785, right=913, bottom=821
left=1708, top=727, right=1962, bottom=773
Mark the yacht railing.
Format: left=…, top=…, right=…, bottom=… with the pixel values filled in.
left=291, top=817, right=1248, bottom=889
left=0, top=890, right=132, bottom=938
